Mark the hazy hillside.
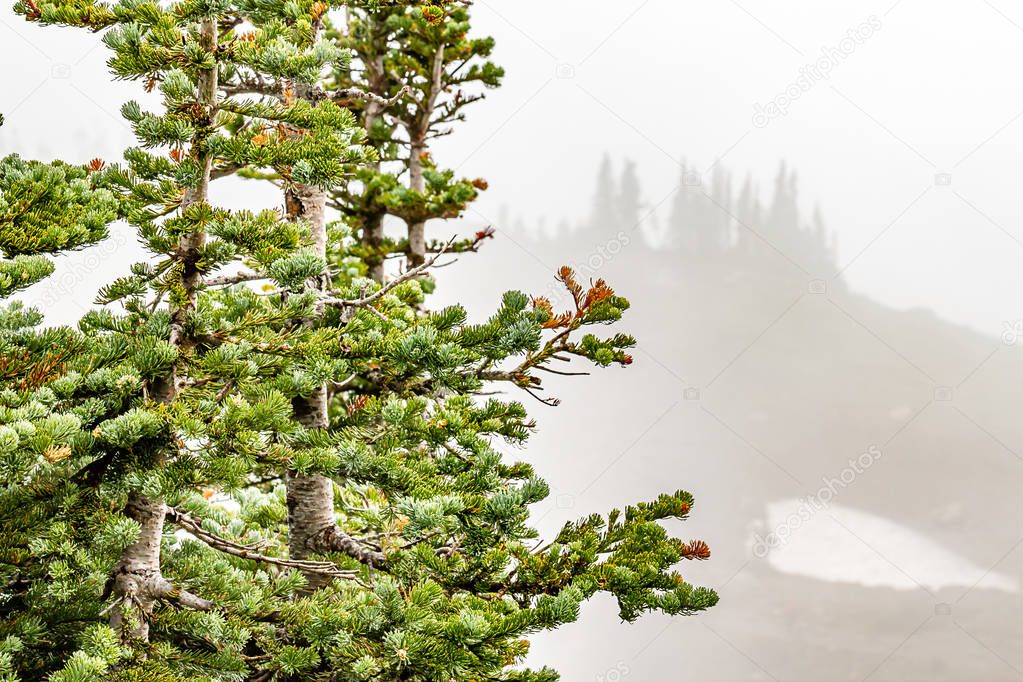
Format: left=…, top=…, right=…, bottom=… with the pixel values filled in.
left=433, top=166, right=1023, bottom=679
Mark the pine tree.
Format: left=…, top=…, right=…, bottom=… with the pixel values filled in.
left=766, top=161, right=799, bottom=246
left=665, top=159, right=690, bottom=251
left=589, top=153, right=616, bottom=233
left=616, top=159, right=641, bottom=234
left=734, top=171, right=757, bottom=255
left=0, top=1, right=717, bottom=679
left=708, top=166, right=732, bottom=254
left=324, top=2, right=500, bottom=277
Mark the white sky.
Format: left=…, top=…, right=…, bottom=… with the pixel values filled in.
left=450, top=0, right=1023, bottom=340
left=6, top=0, right=1023, bottom=338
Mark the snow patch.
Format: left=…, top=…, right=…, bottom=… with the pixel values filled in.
left=756, top=499, right=1018, bottom=593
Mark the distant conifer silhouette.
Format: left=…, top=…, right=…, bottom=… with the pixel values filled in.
left=618, top=159, right=643, bottom=232
left=590, top=153, right=618, bottom=232
left=571, top=156, right=839, bottom=276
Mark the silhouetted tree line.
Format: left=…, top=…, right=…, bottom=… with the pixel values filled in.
left=504, top=154, right=838, bottom=276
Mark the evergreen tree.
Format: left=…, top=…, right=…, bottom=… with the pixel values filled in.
left=809, top=203, right=836, bottom=275
left=324, top=2, right=501, bottom=277
left=708, top=166, right=731, bottom=254
left=689, top=175, right=719, bottom=257
left=589, top=153, right=616, bottom=232
left=734, top=172, right=756, bottom=255
left=766, top=161, right=798, bottom=243
left=665, top=159, right=691, bottom=251
left=0, top=1, right=717, bottom=680
left=0, top=144, right=117, bottom=394
left=616, top=159, right=641, bottom=234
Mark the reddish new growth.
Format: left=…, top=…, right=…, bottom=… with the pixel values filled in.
left=21, top=0, right=40, bottom=20
left=87, top=158, right=105, bottom=173
left=347, top=394, right=370, bottom=416
left=534, top=266, right=618, bottom=330
left=43, top=444, right=72, bottom=463
left=532, top=298, right=571, bottom=330
left=282, top=85, right=296, bottom=106
left=420, top=4, right=445, bottom=25
left=0, top=342, right=81, bottom=391
left=681, top=539, right=712, bottom=561
left=471, top=226, right=495, bottom=249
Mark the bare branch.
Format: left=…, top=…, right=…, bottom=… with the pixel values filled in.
left=153, top=578, right=215, bottom=611
left=205, top=269, right=268, bottom=287
left=330, top=84, right=410, bottom=108
left=535, top=365, right=589, bottom=377
left=522, top=387, right=561, bottom=407
left=323, top=237, right=455, bottom=312
left=210, top=162, right=242, bottom=180
left=166, top=507, right=361, bottom=581
left=315, top=525, right=389, bottom=568
left=220, top=74, right=273, bottom=98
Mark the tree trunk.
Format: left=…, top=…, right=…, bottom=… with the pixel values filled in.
left=285, top=181, right=390, bottom=587
left=107, top=494, right=166, bottom=641
left=404, top=44, right=445, bottom=268
left=361, top=49, right=387, bottom=283
left=406, top=140, right=427, bottom=267
left=284, top=184, right=339, bottom=591
left=363, top=212, right=385, bottom=283
left=109, top=16, right=217, bottom=642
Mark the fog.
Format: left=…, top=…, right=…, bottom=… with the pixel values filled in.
left=5, top=0, right=1023, bottom=678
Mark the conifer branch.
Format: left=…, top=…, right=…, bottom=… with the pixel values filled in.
left=220, top=74, right=272, bottom=97
left=210, top=162, right=242, bottom=180
left=222, top=79, right=409, bottom=110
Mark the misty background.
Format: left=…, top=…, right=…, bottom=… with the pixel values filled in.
left=6, top=0, right=1023, bottom=679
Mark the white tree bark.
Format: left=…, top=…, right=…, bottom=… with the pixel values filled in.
left=285, top=184, right=387, bottom=591
left=405, top=44, right=445, bottom=267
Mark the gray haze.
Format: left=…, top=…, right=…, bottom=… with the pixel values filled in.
left=6, top=0, right=1023, bottom=679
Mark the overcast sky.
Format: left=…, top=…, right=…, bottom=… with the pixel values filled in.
left=7, top=0, right=1023, bottom=337
left=457, top=0, right=1023, bottom=340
